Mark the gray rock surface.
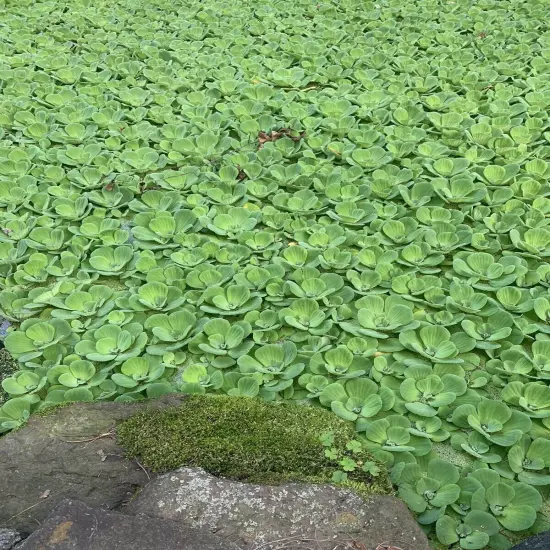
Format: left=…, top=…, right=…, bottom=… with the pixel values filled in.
left=511, top=531, right=550, bottom=550
left=16, top=499, right=238, bottom=550
left=0, top=395, right=184, bottom=534
left=127, top=467, right=430, bottom=550
left=0, top=529, right=21, bottom=550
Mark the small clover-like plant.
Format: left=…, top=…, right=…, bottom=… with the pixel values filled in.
left=320, top=432, right=382, bottom=483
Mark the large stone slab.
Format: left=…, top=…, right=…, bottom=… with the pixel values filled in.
left=0, top=396, right=184, bottom=534
left=127, top=467, right=430, bottom=550
left=16, top=499, right=237, bottom=550
left=0, top=529, right=20, bottom=550
left=511, top=531, right=550, bottom=550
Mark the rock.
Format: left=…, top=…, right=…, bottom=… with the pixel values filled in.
left=127, top=467, right=430, bottom=550
left=0, top=528, right=21, bottom=550
left=511, top=531, right=550, bottom=550
left=16, top=499, right=238, bottom=550
left=0, top=395, right=184, bottom=534
left=0, top=397, right=412, bottom=548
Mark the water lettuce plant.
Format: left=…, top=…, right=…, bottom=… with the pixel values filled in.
left=1, top=0, right=550, bottom=546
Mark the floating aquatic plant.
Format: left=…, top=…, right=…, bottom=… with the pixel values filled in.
left=1, top=0, right=550, bottom=546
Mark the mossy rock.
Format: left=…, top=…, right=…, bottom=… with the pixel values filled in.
left=117, top=394, right=392, bottom=495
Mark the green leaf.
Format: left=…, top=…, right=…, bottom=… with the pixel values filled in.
left=498, top=505, right=537, bottom=531
left=436, top=515, right=459, bottom=546
left=461, top=532, right=490, bottom=550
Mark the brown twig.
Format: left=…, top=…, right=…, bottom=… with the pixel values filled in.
left=375, top=542, right=404, bottom=550
left=134, top=458, right=151, bottom=480
left=6, top=500, right=44, bottom=522
left=251, top=536, right=336, bottom=550
left=250, top=535, right=363, bottom=550
left=59, top=428, right=115, bottom=446
left=257, top=128, right=306, bottom=149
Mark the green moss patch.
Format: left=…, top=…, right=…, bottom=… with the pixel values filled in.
left=0, top=349, right=19, bottom=405
left=117, top=395, right=392, bottom=495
